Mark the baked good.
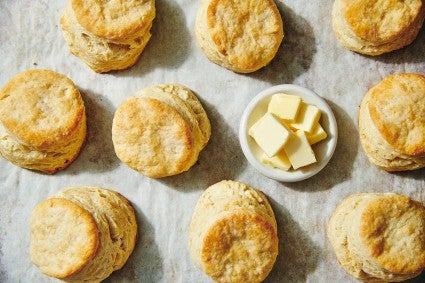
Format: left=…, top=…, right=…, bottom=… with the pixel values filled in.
left=327, top=193, right=425, bottom=282
left=194, top=0, right=284, bottom=73
left=60, top=0, right=155, bottom=73
left=358, top=73, right=425, bottom=171
left=30, top=186, right=137, bottom=282
left=112, top=83, right=211, bottom=178
left=332, top=0, right=425, bottom=55
left=0, top=69, right=86, bottom=174
left=188, top=180, right=278, bottom=283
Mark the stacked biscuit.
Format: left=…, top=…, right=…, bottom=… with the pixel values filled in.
left=327, top=193, right=425, bottom=282
left=332, top=0, right=425, bottom=55
left=112, top=83, right=211, bottom=178
left=189, top=180, right=278, bottom=283
left=0, top=69, right=86, bottom=174
left=60, top=0, right=156, bottom=73
left=194, top=0, right=284, bottom=73
left=358, top=73, right=425, bottom=171
left=30, top=187, right=137, bottom=282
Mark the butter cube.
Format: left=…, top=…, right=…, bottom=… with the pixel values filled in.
left=261, top=150, right=291, bottom=170
left=290, top=102, right=321, bottom=133
left=284, top=130, right=317, bottom=169
left=306, top=123, right=327, bottom=145
left=249, top=113, right=293, bottom=157
left=268, top=93, right=302, bottom=121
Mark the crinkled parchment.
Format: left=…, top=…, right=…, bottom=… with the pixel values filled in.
left=0, top=0, right=424, bottom=282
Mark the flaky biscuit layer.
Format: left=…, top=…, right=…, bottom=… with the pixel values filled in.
left=358, top=73, right=425, bottom=171
left=30, top=187, right=137, bottom=282
left=0, top=69, right=86, bottom=173
left=328, top=193, right=425, bottom=282
left=61, top=2, right=154, bottom=73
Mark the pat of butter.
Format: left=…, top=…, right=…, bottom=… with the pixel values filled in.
left=268, top=93, right=302, bottom=121
left=284, top=130, right=316, bottom=169
left=260, top=150, right=291, bottom=171
left=290, top=102, right=321, bottom=133
left=306, top=123, right=327, bottom=145
left=249, top=113, right=293, bottom=157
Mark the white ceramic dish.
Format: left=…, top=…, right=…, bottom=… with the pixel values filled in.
left=239, top=84, right=338, bottom=182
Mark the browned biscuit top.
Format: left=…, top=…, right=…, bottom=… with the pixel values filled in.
left=359, top=194, right=425, bottom=274
left=368, top=73, right=425, bottom=157
left=201, top=212, right=278, bottom=283
left=0, top=69, right=85, bottom=150
left=342, top=0, right=423, bottom=44
left=30, top=198, right=99, bottom=279
left=71, top=0, right=155, bottom=40
left=206, top=0, right=283, bottom=71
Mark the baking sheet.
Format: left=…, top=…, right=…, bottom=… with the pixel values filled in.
left=0, top=0, right=424, bottom=282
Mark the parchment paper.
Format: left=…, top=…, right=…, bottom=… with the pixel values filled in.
left=0, top=0, right=424, bottom=282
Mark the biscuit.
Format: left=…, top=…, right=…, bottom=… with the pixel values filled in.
left=332, top=0, right=425, bottom=55
left=60, top=0, right=155, bottom=73
left=0, top=69, right=86, bottom=174
left=194, top=0, right=284, bottom=73
left=327, top=193, right=425, bottom=282
left=112, top=83, right=210, bottom=178
left=358, top=73, right=425, bottom=171
left=188, top=180, right=278, bottom=283
left=30, top=187, right=137, bottom=282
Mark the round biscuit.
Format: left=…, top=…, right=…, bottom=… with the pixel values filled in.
left=0, top=69, right=86, bottom=173
left=332, top=0, right=425, bottom=55
left=189, top=180, right=278, bottom=283
left=195, top=0, right=284, bottom=73
left=30, top=187, right=137, bottom=282
left=112, top=96, right=195, bottom=178
left=30, top=198, right=99, bottom=279
left=70, top=0, right=155, bottom=40
left=328, top=193, right=425, bottom=282
left=60, top=2, right=154, bottom=73
left=358, top=73, right=425, bottom=171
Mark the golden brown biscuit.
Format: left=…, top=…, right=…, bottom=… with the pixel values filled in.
left=60, top=0, right=155, bottom=73
left=112, top=84, right=210, bottom=178
left=358, top=73, right=425, bottom=171
left=327, top=193, right=425, bottom=282
left=30, top=187, right=137, bottom=282
left=0, top=69, right=86, bottom=174
left=195, top=0, right=284, bottom=73
left=188, top=180, right=278, bottom=283
left=332, top=0, right=425, bottom=55
left=70, top=0, right=155, bottom=40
